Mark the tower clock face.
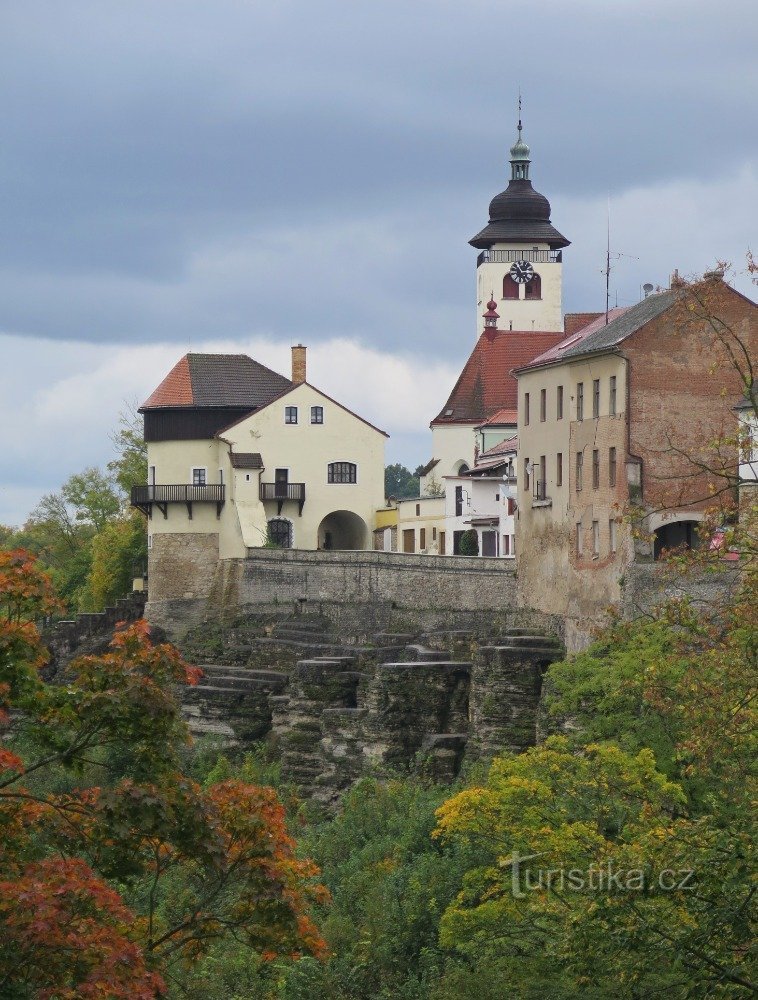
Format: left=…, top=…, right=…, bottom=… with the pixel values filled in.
left=510, top=260, right=534, bottom=284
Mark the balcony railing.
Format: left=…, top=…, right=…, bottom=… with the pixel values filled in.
left=259, top=482, right=306, bottom=515
left=532, top=481, right=551, bottom=507
left=477, top=249, right=562, bottom=266
left=131, top=484, right=225, bottom=519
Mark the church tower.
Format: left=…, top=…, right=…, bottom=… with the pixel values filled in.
left=470, top=115, right=569, bottom=334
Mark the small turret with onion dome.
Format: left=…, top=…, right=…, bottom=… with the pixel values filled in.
left=483, top=295, right=499, bottom=329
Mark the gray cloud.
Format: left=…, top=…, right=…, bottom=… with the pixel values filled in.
left=1, top=0, right=756, bottom=349
left=1, top=0, right=756, bottom=521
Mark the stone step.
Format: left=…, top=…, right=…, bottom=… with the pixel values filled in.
left=378, top=660, right=472, bottom=673
left=499, top=634, right=562, bottom=645
left=482, top=644, right=564, bottom=656
left=420, top=733, right=469, bottom=750
left=272, top=628, right=330, bottom=642
left=182, top=683, right=276, bottom=701
left=196, top=663, right=287, bottom=678
left=273, top=621, right=328, bottom=634
left=372, top=632, right=419, bottom=646
left=189, top=673, right=288, bottom=692
left=404, top=644, right=447, bottom=662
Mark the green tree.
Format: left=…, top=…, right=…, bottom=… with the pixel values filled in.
left=109, top=402, right=148, bottom=498
left=384, top=463, right=420, bottom=499
left=458, top=529, right=478, bottom=556
left=435, top=737, right=755, bottom=997
left=88, top=512, right=148, bottom=609
left=61, top=467, right=121, bottom=532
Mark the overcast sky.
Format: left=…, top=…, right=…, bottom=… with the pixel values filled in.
left=1, top=0, right=756, bottom=526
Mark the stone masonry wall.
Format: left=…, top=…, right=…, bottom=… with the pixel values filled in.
left=146, top=543, right=532, bottom=640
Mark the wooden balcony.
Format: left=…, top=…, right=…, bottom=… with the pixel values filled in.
left=259, top=482, right=306, bottom=515
left=131, top=484, right=225, bottom=519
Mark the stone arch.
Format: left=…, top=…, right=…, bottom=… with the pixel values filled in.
left=653, top=518, right=702, bottom=560
left=317, top=510, right=368, bottom=551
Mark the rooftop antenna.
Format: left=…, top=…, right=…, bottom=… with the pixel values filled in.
left=517, top=89, right=522, bottom=137
left=643, top=283, right=654, bottom=299
left=602, top=196, right=638, bottom=321
left=605, top=195, right=611, bottom=325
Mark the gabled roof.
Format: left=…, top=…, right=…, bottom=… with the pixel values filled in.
left=218, top=380, right=389, bottom=438
left=560, top=290, right=677, bottom=360
left=432, top=329, right=565, bottom=425
left=229, top=452, right=263, bottom=469
left=522, top=307, right=629, bottom=369
left=141, top=353, right=292, bottom=410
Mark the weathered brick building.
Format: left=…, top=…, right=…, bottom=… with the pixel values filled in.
left=513, top=273, right=757, bottom=650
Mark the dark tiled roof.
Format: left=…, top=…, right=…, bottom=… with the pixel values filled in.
left=559, top=290, right=678, bottom=360
left=523, top=308, right=629, bottom=369
left=229, top=452, right=263, bottom=469
left=469, top=219, right=570, bottom=250
left=141, top=353, right=292, bottom=410
left=418, top=458, right=440, bottom=477
left=432, top=329, right=565, bottom=425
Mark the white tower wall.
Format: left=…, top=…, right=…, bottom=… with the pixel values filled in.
left=476, top=242, right=563, bottom=334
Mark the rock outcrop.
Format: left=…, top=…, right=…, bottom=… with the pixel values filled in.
left=178, top=611, right=565, bottom=807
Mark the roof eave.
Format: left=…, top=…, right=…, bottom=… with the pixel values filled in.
left=512, top=345, right=622, bottom=377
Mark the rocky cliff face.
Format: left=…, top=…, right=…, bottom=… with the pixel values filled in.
left=177, top=610, right=565, bottom=808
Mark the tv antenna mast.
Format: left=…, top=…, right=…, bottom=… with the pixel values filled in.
left=602, top=197, right=638, bottom=323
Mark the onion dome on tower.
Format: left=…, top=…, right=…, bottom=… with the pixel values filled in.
left=469, top=118, right=570, bottom=251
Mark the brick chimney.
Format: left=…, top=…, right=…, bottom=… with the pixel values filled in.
left=291, top=344, right=307, bottom=384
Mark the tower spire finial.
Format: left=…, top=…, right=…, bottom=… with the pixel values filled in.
left=518, top=90, right=522, bottom=137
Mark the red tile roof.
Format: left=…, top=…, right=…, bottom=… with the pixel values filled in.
left=141, top=353, right=292, bottom=410
left=432, top=329, right=565, bottom=425
left=142, top=355, right=193, bottom=407
left=478, top=407, right=518, bottom=427
left=481, top=436, right=518, bottom=458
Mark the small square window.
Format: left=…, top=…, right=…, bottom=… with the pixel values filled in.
left=311, top=405, right=324, bottom=424
left=285, top=406, right=298, bottom=424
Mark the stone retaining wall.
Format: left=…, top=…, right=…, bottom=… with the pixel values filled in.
left=145, top=543, right=549, bottom=640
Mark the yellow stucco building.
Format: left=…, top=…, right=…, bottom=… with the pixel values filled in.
left=133, top=347, right=388, bottom=560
